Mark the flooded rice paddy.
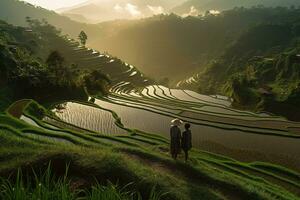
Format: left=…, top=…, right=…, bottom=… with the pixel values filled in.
left=53, top=102, right=127, bottom=135
left=54, top=85, right=300, bottom=168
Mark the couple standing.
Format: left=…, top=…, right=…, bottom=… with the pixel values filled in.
left=170, top=119, right=192, bottom=161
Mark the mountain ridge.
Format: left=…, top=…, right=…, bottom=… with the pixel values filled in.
left=57, top=0, right=187, bottom=23
left=172, top=0, right=300, bottom=15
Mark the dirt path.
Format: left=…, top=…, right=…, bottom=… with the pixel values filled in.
left=122, top=150, right=254, bottom=200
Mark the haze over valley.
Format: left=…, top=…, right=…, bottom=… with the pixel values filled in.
left=57, top=0, right=186, bottom=23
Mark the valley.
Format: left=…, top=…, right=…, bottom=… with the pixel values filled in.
left=0, top=1, right=300, bottom=199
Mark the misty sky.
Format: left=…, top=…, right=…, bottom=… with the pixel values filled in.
left=22, top=0, right=88, bottom=10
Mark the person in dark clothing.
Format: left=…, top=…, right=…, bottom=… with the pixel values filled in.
left=170, top=118, right=182, bottom=160
left=182, top=123, right=192, bottom=162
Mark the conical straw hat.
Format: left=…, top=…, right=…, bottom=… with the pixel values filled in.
left=171, top=118, right=183, bottom=126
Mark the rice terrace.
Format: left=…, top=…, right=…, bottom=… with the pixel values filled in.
left=0, top=0, right=300, bottom=199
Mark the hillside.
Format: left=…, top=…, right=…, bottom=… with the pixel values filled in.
left=177, top=8, right=300, bottom=120
left=93, top=14, right=234, bottom=80
left=0, top=18, right=148, bottom=112
left=61, top=13, right=90, bottom=23
left=0, top=0, right=102, bottom=39
left=172, top=0, right=300, bottom=16
left=92, top=7, right=300, bottom=81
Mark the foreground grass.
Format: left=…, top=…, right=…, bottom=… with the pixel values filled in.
left=0, top=165, right=164, bottom=200
left=1, top=128, right=299, bottom=200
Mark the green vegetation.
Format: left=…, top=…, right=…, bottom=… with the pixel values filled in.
left=0, top=17, right=146, bottom=111
left=0, top=19, right=87, bottom=110
left=0, top=164, right=165, bottom=200
left=93, top=7, right=300, bottom=84
left=180, top=10, right=300, bottom=120
left=146, top=7, right=300, bottom=120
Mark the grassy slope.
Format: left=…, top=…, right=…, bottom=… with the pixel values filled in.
left=0, top=100, right=299, bottom=199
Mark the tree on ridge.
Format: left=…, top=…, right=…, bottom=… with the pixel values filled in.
left=78, top=31, right=88, bottom=46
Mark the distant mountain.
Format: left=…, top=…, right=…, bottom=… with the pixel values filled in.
left=61, top=13, right=90, bottom=23
left=0, top=0, right=102, bottom=39
left=57, top=0, right=186, bottom=23
left=172, top=0, right=300, bottom=16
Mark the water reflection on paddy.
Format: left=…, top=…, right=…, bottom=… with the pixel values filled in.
left=54, top=102, right=127, bottom=135
left=94, top=98, right=300, bottom=160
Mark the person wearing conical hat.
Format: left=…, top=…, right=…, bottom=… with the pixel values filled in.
left=170, top=118, right=183, bottom=160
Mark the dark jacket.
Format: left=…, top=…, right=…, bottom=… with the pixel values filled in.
left=181, top=130, right=192, bottom=151
left=170, top=125, right=181, bottom=154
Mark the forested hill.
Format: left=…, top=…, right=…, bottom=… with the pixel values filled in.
left=177, top=8, right=300, bottom=120
left=93, top=7, right=300, bottom=81
left=0, top=19, right=95, bottom=111
left=172, top=0, right=300, bottom=15
left=0, top=0, right=101, bottom=39
left=0, top=19, right=148, bottom=112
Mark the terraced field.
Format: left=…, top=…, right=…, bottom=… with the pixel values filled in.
left=1, top=99, right=300, bottom=200
left=36, top=40, right=300, bottom=173
left=42, top=38, right=151, bottom=92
